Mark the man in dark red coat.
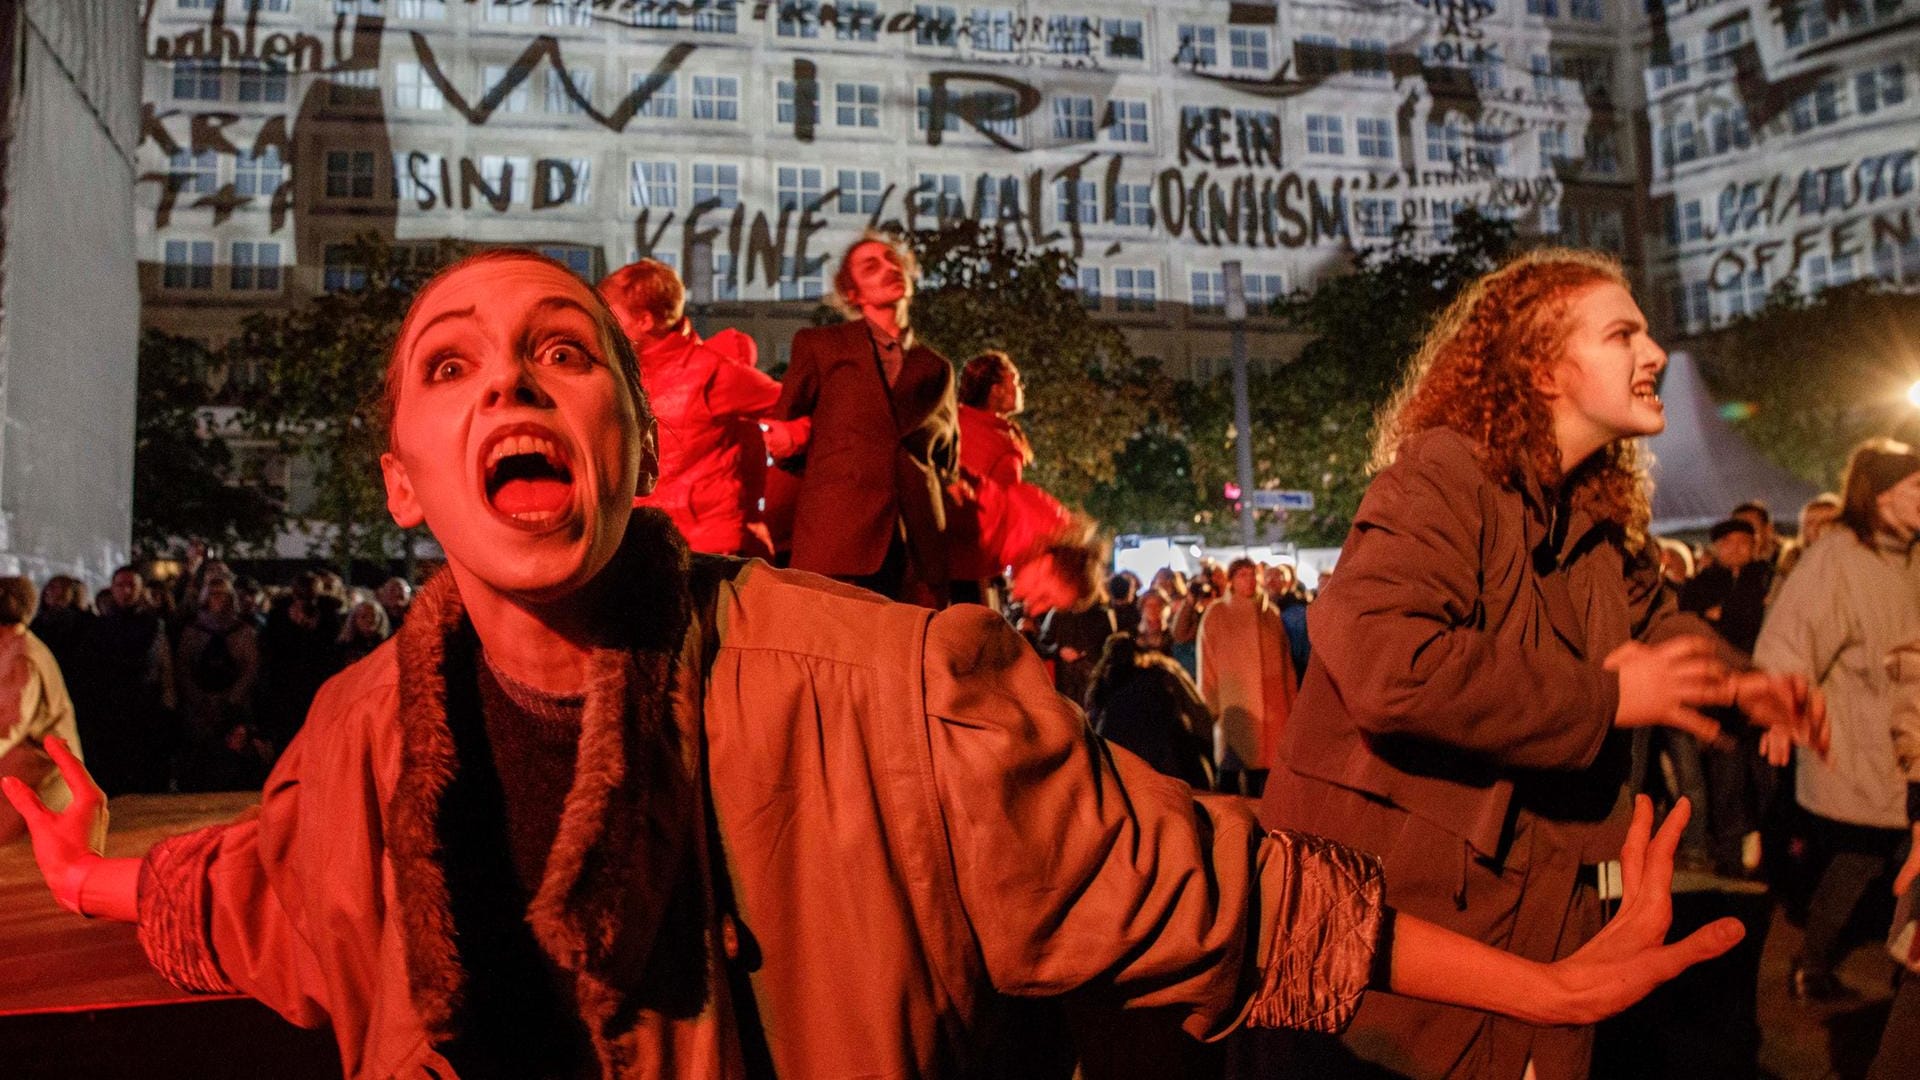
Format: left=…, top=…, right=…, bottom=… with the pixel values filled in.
left=775, top=233, right=957, bottom=606
left=600, top=259, right=802, bottom=558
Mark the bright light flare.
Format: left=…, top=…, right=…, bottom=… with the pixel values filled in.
left=1908, top=380, right=1920, bottom=409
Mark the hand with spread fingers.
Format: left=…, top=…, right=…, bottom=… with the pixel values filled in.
left=1605, top=636, right=1733, bottom=745
left=1538, top=796, right=1746, bottom=1025
left=0, top=735, right=125, bottom=919
left=1730, top=669, right=1830, bottom=758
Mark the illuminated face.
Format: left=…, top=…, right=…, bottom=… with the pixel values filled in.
left=843, top=241, right=910, bottom=311
left=109, top=570, right=141, bottom=611
left=1877, top=471, right=1920, bottom=540
left=988, top=363, right=1024, bottom=416
left=1544, top=282, right=1669, bottom=461
left=380, top=258, right=651, bottom=606
left=1264, top=564, right=1296, bottom=596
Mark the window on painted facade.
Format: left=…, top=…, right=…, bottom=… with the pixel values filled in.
left=1539, top=127, right=1571, bottom=164
left=1053, top=96, right=1096, bottom=140
left=544, top=158, right=593, bottom=207
left=1191, top=270, right=1225, bottom=315
left=546, top=69, right=594, bottom=115
left=170, top=148, right=220, bottom=194
left=628, top=161, right=678, bottom=207
left=837, top=0, right=881, bottom=40
left=1651, top=42, right=1690, bottom=90
left=1112, top=183, right=1153, bottom=227
left=1103, top=18, right=1144, bottom=59
left=1425, top=120, right=1465, bottom=165
left=693, top=0, right=739, bottom=33
left=536, top=246, right=598, bottom=280
left=484, top=0, right=533, bottom=23
left=1783, top=1, right=1830, bottom=46
left=1054, top=179, right=1098, bottom=225
left=915, top=87, right=961, bottom=131
left=692, top=162, right=740, bottom=208
left=1075, top=266, right=1102, bottom=309
left=1659, top=119, right=1701, bottom=167
left=836, top=83, right=881, bottom=127
left=395, top=0, right=448, bottom=18
left=914, top=171, right=965, bottom=216
left=326, top=68, right=376, bottom=106
left=1857, top=63, right=1907, bottom=114
left=632, top=72, right=679, bottom=118
left=778, top=256, right=827, bottom=301
left=1583, top=127, right=1620, bottom=173
left=1104, top=98, right=1149, bottom=143
left=1356, top=117, right=1394, bottom=160
left=976, top=174, right=1020, bottom=220
left=235, top=148, right=285, bottom=197
left=1114, top=268, right=1157, bottom=311
left=838, top=169, right=884, bottom=214
left=1245, top=272, right=1286, bottom=310
left=230, top=240, right=283, bottom=291
left=547, top=1, right=596, bottom=27
left=1175, top=25, right=1218, bottom=68
left=777, top=80, right=819, bottom=125
left=1228, top=28, right=1271, bottom=72
left=1236, top=109, right=1278, bottom=151
left=1296, top=34, right=1340, bottom=79
left=1707, top=106, right=1752, bottom=154
left=242, top=0, right=294, bottom=10
left=915, top=5, right=959, bottom=45
left=324, top=149, right=377, bottom=199
left=1473, top=124, right=1508, bottom=167
left=969, top=8, right=1016, bottom=52
left=1527, top=0, right=1558, bottom=14
left=163, top=240, right=215, bottom=290
left=173, top=60, right=222, bottom=102
left=777, top=166, right=825, bottom=212
left=1355, top=197, right=1400, bottom=239
left=1306, top=114, right=1344, bottom=155
left=778, top=0, right=820, bottom=38
left=1570, top=0, right=1604, bottom=19
left=478, top=155, right=533, bottom=205
left=236, top=62, right=289, bottom=104
left=1704, top=21, right=1747, bottom=74
left=1350, top=39, right=1390, bottom=77
left=480, top=66, right=530, bottom=113
left=392, top=151, right=443, bottom=203
left=975, top=91, right=1021, bottom=138
left=708, top=253, right=740, bottom=301
left=322, top=244, right=369, bottom=291
left=692, top=75, right=740, bottom=121
left=1046, top=16, right=1093, bottom=55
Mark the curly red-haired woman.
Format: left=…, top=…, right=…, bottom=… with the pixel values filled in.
left=1257, top=249, right=1829, bottom=1079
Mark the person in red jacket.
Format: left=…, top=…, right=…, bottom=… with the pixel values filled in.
left=949, top=350, right=1070, bottom=606
left=599, top=259, right=804, bottom=557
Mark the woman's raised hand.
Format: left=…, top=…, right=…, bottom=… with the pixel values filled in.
left=1730, top=670, right=1830, bottom=758
left=1, top=735, right=109, bottom=915
left=1539, top=796, right=1746, bottom=1025
left=1605, top=636, right=1732, bottom=744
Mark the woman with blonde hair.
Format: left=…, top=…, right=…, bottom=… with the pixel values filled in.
left=1259, top=248, right=1827, bottom=1078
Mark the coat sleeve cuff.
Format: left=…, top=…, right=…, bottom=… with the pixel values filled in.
left=137, top=823, right=241, bottom=994
left=1244, top=829, right=1385, bottom=1034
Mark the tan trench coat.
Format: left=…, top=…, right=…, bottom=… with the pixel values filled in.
left=135, top=511, right=1385, bottom=1079
left=1196, top=593, right=1297, bottom=771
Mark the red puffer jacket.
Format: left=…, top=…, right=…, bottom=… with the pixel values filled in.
left=633, top=320, right=792, bottom=556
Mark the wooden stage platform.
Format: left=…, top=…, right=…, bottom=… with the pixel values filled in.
left=1, top=792, right=339, bottom=1078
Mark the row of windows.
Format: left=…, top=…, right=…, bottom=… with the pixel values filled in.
left=1522, top=0, right=1609, bottom=20
left=1657, top=63, right=1907, bottom=172
left=160, top=239, right=284, bottom=291
left=1668, top=234, right=1920, bottom=332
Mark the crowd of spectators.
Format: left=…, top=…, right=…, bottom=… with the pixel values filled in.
left=20, top=547, right=415, bottom=797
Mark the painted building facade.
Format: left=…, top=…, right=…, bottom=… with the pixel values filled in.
left=138, top=0, right=1648, bottom=381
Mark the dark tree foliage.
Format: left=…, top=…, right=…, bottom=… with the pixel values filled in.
left=227, top=235, right=456, bottom=572
left=1686, top=281, right=1920, bottom=491
left=133, top=330, right=284, bottom=556
left=905, top=224, right=1170, bottom=510
left=1179, top=213, right=1518, bottom=546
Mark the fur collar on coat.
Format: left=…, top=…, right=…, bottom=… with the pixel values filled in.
left=384, top=508, right=728, bottom=1074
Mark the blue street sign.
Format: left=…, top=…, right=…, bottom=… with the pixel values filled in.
left=1249, top=489, right=1315, bottom=511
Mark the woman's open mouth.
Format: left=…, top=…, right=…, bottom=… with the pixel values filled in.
left=482, top=430, right=575, bottom=527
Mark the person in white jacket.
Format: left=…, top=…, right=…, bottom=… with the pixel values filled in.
left=1755, top=436, right=1920, bottom=1002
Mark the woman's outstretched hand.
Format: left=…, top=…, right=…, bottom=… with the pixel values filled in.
left=1731, top=670, right=1830, bottom=758
left=1538, top=795, right=1745, bottom=1026
left=1, top=735, right=111, bottom=916
left=1605, top=636, right=1732, bottom=744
